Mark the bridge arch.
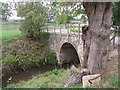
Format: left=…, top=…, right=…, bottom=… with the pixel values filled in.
left=59, top=42, right=80, bottom=66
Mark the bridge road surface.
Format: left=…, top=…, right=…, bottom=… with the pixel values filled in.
left=114, top=36, right=120, bottom=45
left=47, top=28, right=120, bottom=45
left=47, top=28, right=82, bottom=35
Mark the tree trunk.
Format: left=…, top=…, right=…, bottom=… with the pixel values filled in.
left=64, top=65, right=89, bottom=87
left=82, top=2, right=112, bottom=74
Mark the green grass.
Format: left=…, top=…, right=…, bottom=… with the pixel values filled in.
left=1, top=30, right=21, bottom=45
left=5, top=68, right=96, bottom=88
left=5, top=69, right=119, bottom=88
left=1, top=30, right=21, bottom=39
left=102, top=76, right=119, bottom=88
left=2, top=22, right=19, bottom=30
left=1, top=22, right=21, bottom=45
left=5, top=69, right=93, bottom=88
left=5, top=69, right=70, bottom=88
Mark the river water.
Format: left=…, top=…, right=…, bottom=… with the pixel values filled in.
left=2, top=61, right=79, bottom=87
left=2, top=65, right=55, bottom=87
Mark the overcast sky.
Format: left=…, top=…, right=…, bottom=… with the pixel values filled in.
left=1, top=0, right=48, bottom=20
left=1, top=0, right=47, bottom=3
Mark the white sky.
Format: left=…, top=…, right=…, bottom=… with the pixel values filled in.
left=0, top=0, right=47, bottom=3
left=0, top=0, right=48, bottom=20
left=0, top=0, right=19, bottom=3
left=0, top=0, right=119, bottom=2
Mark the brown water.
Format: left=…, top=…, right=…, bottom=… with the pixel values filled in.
left=2, top=62, right=79, bottom=87
left=2, top=65, right=54, bottom=87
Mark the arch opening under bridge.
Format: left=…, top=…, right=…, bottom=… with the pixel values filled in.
left=59, top=43, right=80, bottom=67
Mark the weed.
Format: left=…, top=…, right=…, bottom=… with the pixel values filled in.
left=102, top=76, right=119, bottom=88
left=42, top=69, right=60, bottom=77
left=107, top=76, right=119, bottom=88
left=69, top=84, right=83, bottom=88
left=44, top=50, right=57, bottom=65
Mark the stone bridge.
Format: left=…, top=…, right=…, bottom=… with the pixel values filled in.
left=48, top=25, right=118, bottom=66
left=48, top=32, right=84, bottom=66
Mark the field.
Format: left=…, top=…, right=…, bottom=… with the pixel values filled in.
left=1, top=22, right=21, bottom=45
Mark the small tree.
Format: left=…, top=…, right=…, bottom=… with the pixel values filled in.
left=0, top=2, right=12, bottom=21
left=18, top=2, right=47, bottom=40
left=51, top=2, right=74, bottom=24
left=55, top=11, right=73, bottom=24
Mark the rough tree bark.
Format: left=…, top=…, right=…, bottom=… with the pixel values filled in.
left=64, top=2, right=112, bottom=87
left=64, top=65, right=89, bottom=87
left=82, top=2, right=112, bottom=74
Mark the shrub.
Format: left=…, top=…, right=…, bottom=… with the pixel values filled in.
left=55, top=10, right=73, bottom=24
left=2, top=41, right=47, bottom=71
left=18, top=2, right=47, bottom=40
left=44, top=50, right=57, bottom=65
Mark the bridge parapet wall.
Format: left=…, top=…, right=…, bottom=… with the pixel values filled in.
left=48, top=33, right=83, bottom=65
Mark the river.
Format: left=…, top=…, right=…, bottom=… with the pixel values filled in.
left=2, top=65, right=55, bottom=87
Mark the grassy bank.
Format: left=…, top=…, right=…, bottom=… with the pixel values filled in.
left=5, top=69, right=83, bottom=88
left=2, top=37, right=56, bottom=74
left=2, top=22, right=56, bottom=75
left=5, top=69, right=119, bottom=88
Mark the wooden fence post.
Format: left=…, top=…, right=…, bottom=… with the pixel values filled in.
left=78, top=24, right=80, bottom=44
left=60, top=26, right=62, bottom=38
left=54, top=24, right=56, bottom=35
left=47, top=24, right=48, bottom=33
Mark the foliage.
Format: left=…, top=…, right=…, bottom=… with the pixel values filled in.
left=2, top=41, right=45, bottom=71
left=45, top=50, right=57, bottom=65
left=55, top=10, right=73, bottom=24
left=80, top=15, right=87, bottom=24
left=0, top=2, right=12, bottom=21
left=51, top=2, right=74, bottom=24
left=102, top=76, right=119, bottom=88
left=42, top=69, right=60, bottom=77
left=51, top=2, right=87, bottom=24
left=108, top=77, right=119, bottom=88
left=17, top=2, right=47, bottom=17
left=18, top=2, right=47, bottom=40
left=2, top=23, right=52, bottom=73
left=2, top=47, right=43, bottom=70
left=113, top=2, right=120, bottom=25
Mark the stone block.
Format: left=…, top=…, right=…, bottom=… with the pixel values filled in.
left=82, top=74, right=101, bottom=88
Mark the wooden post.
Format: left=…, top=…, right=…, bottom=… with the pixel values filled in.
left=113, top=29, right=117, bottom=48
left=47, top=24, right=48, bottom=33
left=74, top=24, right=75, bottom=36
left=60, top=26, right=62, bottom=38
left=113, top=35, right=115, bottom=48
left=54, top=24, right=56, bottom=35
left=78, top=24, right=80, bottom=44
left=68, top=24, right=69, bottom=41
